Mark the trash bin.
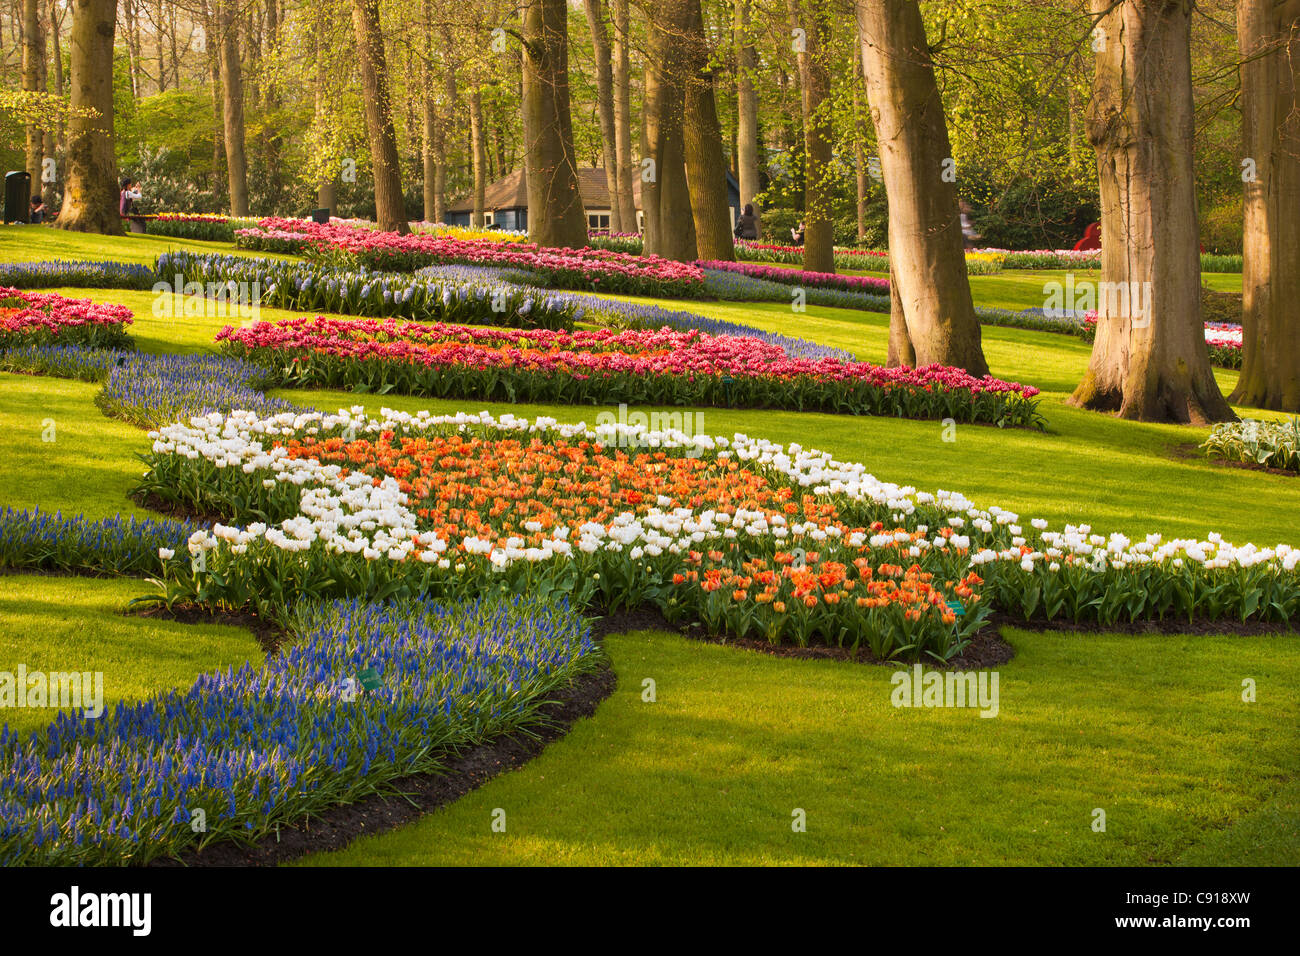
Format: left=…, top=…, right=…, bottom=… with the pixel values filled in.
left=311, top=208, right=330, bottom=224
left=3, top=171, right=32, bottom=224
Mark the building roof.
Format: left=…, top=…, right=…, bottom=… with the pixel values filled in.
left=445, top=165, right=738, bottom=216
left=446, top=166, right=627, bottom=215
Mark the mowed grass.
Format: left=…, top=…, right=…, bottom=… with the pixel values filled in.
left=0, top=576, right=262, bottom=738
left=1, top=230, right=1295, bottom=866
left=0, top=224, right=289, bottom=267
left=294, top=626, right=1299, bottom=866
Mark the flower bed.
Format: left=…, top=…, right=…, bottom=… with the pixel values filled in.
left=215, top=316, right=1044, bottom=426
left=0, top=345, right=304, bottom=428
left=236, top=218, right=706, bottom=298
left=156, top=251, right=579, bottom=331
left=735, top=241, right=890, bottom=271
left=1202, top=418, right=1300, bottom=474
left=698, top=259, right=891, bottom=294
left=0, top=288, right=134, bottom=350
left=0, top=259, right=156, bottom=290
left=0, top=507, right=205, bottom=577
left=971, top=248, right=1243, bottom=273
left=142, top=214, right=258, bottom=243
left=135, top=409, right=1300, bottom=665
left=0, top=592, right=598, bottom=865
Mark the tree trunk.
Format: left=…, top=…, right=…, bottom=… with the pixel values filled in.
left=421, top=0, right=438, bottom=223
left=155, top=0, right=167, bottom=92
left=853, top=35, right=869, bottom=242
left=583, top=0, right=621, bottom=232
left=641, top=3, right=698, bottom=260
left=1231, top=0, right=1300, bottom=411
left=436, top=62, right=456, bottom=224
left=611, top=0, right=637, bottom=231
left=218, top=0, right=249, bottom=215
left=1070, top=0, right=1233, bottom=423
left=469, top=87, right=488, bottom=227
left=521, top=0, right=588, bottom=248
left=204, top=0, right=226, bottom=205
left=54, top=0, right=122, bottom=234
left=857, top=0, right=988, bottom=374
left=682, top=0, right=735, bottom=261
left=312, top=9, right=335, bottom=213
left=734, top=0, right=760, bottom=235
left=350, top=0, right=408, bottom=233
left=22, top=0, right=46, bottom=191
left=794, top=0, right=834, bottom=272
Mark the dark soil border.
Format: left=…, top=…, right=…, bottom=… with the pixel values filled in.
left=153, top=662, right=615, bottom=868
left=1170, top=441, right=1299, bottom=478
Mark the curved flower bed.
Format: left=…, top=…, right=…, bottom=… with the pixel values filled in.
left=236, top=217, right=706, bottom=298
left=156, top=251, right=579, bottom=331
left=215, top=316, right=1044, bottom=426
left=0, top=345, right=304, bottom=428
left=0, top=593, right=597, bottom=865
left=698, top=259, right=891, bottom=294
left=0, top=288, right=134, bottom=350
left=136, top=409, right=1300, bottom=664
left=0, top=260, right=156, bottom=291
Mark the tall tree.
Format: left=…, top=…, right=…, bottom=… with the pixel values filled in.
left=792, top=0, right=834, bottom=272
left=734, top=0, right=760, bottom=234
left=611, top=0, right=637, bottom=230
left=218, top=0, right=249, bottom=215
left=1231, top=0, right=1300, bottom=411
left=857, top=0, right=989, bottom=374
left=852, top=33, right=870, bottom=242
left=22, top=0, right=46, bottom=191
left=311, top=6, right=336, bottom=213
left=350, top=0, right=409, bottom=233
left=583, top=0, right=622, bottom=231
left=1070, top=0, right=1233, bottom=422
left=682, top=0, right=735, bottom=260
left=641, top=0, right=697, bottom=260
left=55, top=0, right=122, bottom=233
left=520, top=0, right=588, bottom=247
left=421, top=1, right=439, bottom=223
left=469, top=86, right=488, bottom=227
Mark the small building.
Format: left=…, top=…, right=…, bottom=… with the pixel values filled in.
left=444, top=167, right=741, bottom=234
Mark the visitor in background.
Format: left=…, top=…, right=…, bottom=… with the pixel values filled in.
left=29, top=195, right=46, bottom=224
left=119, top=178, right=138, bottom=217
left=734, top=204, right=759, bottom=241
left=959, top=200, right=981, bottom=249
left=791, top=220, right=805, bottom=246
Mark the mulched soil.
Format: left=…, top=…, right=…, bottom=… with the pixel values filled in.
left=153, top=663, right=616, bottom=867
left=674, top=619, right=1015, bottom=670
left=134, top=603, right=285, bottom=655
left=1170, top=441, right=1298, bottom=478
left=991, top=611, right=1298, bottom=638
left=130, top=490, right=232, bottom=524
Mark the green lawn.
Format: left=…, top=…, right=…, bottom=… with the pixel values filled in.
left=1, top=229, right=1295, bottom=867
left=0, top=576, right=262, bottom=738
left=294, top=626, right=1299, bottom=866
left=0, top=223, right=294, bottom=267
